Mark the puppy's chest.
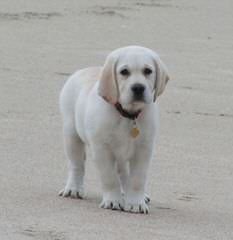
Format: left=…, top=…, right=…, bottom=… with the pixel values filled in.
left=109, top=119, right=140, bottom=160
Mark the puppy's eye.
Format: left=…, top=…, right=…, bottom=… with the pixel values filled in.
left=143, top=68, right=152, bottom=75
left=120, top=69, right=130, bottom=76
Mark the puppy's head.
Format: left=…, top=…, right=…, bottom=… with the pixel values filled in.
left=98, top=46, right=169, bottom=112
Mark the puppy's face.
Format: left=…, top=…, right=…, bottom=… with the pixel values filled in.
left=116, top=52, right=155, bottom=111
left=98, top=46, right=169, bottom=112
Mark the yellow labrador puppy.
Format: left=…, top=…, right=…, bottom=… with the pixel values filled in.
left=59, top=46, right=169, bottom=214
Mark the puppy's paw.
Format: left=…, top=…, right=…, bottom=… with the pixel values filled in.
left=124, top=202, right=149, bottom=214
left=100, top=191, right=123, bottom=210
left=124, top=191, right=149, bottom=214
left=59, top=173, right=85, bottom=199
left=59, top=185, right=84, bottom=199
left=100, top=200, right=123, bottom=210
left=144, top=194, right=150, bottom=204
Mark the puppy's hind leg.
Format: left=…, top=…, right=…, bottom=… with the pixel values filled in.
left=59, top=121, right=85, bottom=199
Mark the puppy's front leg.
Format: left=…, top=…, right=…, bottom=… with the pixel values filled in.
left=93, top=145, right=123, bottom=210
left=124, top=145, right=153, bottom=214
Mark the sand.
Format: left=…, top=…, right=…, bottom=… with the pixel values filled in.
left=0, top=0, right=233, bottom=239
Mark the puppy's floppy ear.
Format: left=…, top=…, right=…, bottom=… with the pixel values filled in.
left=98, top=53, right=119, bottom=104
left=153, top=54, right=170, bottom=102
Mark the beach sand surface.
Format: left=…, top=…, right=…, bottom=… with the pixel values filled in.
left=0, top=0, right=233, bottom=239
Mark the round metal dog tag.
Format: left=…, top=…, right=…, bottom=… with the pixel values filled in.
left=130, top=127, right=140, bottom=138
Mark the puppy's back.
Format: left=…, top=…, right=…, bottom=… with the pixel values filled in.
left=59, top=67, right=102, bottom=118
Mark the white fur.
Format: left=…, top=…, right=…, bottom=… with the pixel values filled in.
left=59, top=46, right=169, bottom=214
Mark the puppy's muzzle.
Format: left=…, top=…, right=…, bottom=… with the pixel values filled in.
left=131, top=83, right=145, bottom=101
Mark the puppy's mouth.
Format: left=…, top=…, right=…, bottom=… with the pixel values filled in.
left=132, top=95, right=146, bottom=102
left=132, top=96, right=146, bottom=104
left=119, top=92, right=150, bottom=112
left=123, top=100, right=146, bottom=113
left=131, top=93, right=150, bottom=108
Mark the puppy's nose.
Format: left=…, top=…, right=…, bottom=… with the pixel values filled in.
left=131, top=83, right=145, bottom=97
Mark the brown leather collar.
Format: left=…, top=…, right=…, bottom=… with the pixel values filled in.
left=114, top=102, right=141, bottom=120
